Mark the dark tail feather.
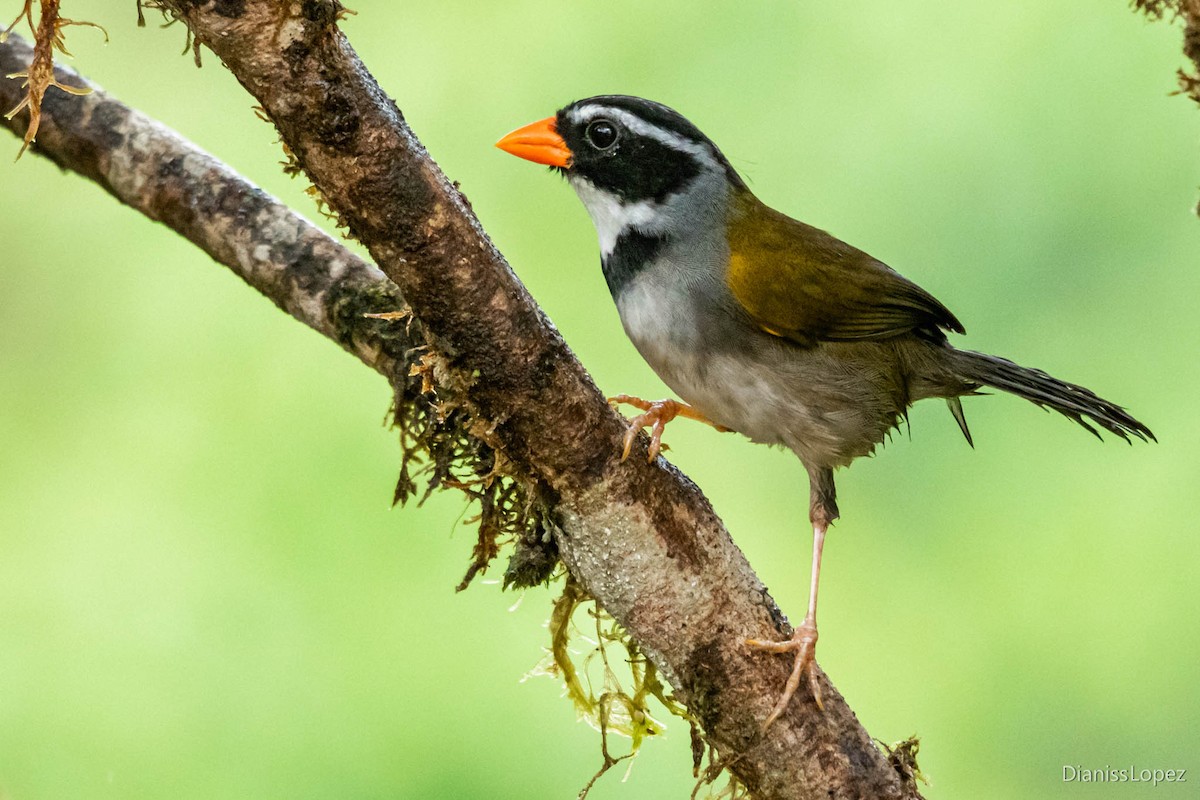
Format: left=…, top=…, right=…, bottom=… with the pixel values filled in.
left=946, top=397, right=974, bottom=448
left=949, top=349, right=1155, bottom=444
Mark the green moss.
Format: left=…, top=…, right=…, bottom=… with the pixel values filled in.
left=528, top=577, right=747, bottom=798
left=371, top=311, right=557, bottom=592
left=881, top=735, right=927, bottom=789
left=367, top=312, right=755, bottom=794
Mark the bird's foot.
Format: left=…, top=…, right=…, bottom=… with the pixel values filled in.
left=745, top=618, right=822, bottom=729
left=607, top=395, right=728, bottom=462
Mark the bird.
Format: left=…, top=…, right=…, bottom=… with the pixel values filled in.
left=495, top=95, right=1154, bottom=728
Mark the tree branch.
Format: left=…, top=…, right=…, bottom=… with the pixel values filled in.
left=1, top=10, right=921, bottom=798
left=0, top=32, right=415, bottom=385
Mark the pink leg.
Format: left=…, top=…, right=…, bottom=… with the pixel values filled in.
left=746, top=520, right=827, bottom=728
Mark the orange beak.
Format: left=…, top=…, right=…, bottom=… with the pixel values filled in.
left=495, top=116, right=572, bottom=168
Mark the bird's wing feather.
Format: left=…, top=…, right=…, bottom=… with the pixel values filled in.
left=726, top=195, right=964, bottom=346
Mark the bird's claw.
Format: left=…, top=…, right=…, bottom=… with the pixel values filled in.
left=609, top=395, right=685, bottom=463
left=746, top=619, right=822, bottom=730
left=608, top=394, right=730, bottom=463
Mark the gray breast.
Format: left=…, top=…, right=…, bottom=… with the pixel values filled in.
left=614, top=249, right=788, bottom=439
left=590, top=172, right=908, bottom=467
left=612, top=249, right=909, bottom=468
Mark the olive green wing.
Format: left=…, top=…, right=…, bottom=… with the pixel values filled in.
left=726, top=199, right=964, bottom=346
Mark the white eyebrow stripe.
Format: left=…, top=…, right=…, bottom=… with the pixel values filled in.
left=566, top=104, right=721, bottom=173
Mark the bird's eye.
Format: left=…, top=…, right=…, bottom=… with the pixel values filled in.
left=585, top=119, right=619, bottom=150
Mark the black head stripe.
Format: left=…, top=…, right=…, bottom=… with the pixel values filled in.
left=563, top=126, right=701, bottom=203
left=577, top=96, right=710, bottom=147
left=556, top=95, right=746, bottom=202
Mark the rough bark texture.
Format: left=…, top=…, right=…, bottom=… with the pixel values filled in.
left=0, top=33, right=415, bottom=384
left=1, top=12, right=922, bottom=799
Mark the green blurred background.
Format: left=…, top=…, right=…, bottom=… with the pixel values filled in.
left=1, top=1, right=1197, bottom=798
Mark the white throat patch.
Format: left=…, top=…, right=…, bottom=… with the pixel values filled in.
left=568, top=176, right=661, bottom=258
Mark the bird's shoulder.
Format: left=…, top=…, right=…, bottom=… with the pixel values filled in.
left=725, top=192, right=964, bottom=346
